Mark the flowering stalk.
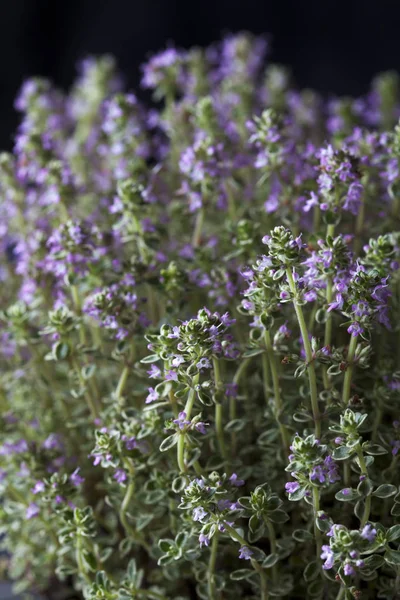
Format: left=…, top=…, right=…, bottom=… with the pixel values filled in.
left=342, top=335, right=358, bottom=406
left=286, top=268, right=321, bottom=438
left=177, top=375, right=199, bottom=473
left=213, top=358, right=228, bottom=461
left=264, top=329, right=290, bottom=453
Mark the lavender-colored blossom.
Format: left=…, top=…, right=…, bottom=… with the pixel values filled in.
left=238, top=546, right=253, bottom=560
left=70, top=468, right=85, bottom=487
left=114, top=469, right=127, bottom=484
left=199, top=533, right=210, bottom=548
left=360, top=524, right=377, bottom=542
left=192, top=506, right=208, bottom=521
left=229, top=473, right=245, bottom=487
left=321, top=545, right=334, bottom=570
left=26, top=503, right=40, bottom=519
left=285, top=481, right=300, bottom=494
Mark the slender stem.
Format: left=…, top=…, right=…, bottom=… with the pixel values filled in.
left=213, top=358, right=228, bottom=461
left=335, top=586, right=346, bottom=600
left=264, top=329, right=290, bottom=453
left=322, top=232, right=334, bottom=390
left=230, top=358, right=251, bottom=453
left=354, top=193, right=365, bottom=255
left=286, top=268, right=321, bottom=438
left=342, top=336, right=358, bottom=406
left=115, top=365, right=130, bottom=401
left=71, top=285, right=87, bottom=346
left=71, top=357, right=99, bottom=419
left=312, top=487, right=323, bottom=567
left=356, top=446, right=371, bottom=527
left=177, top=375, right=199, bottom=472
left=265, top=519, right=278, bottom=585
left=120, top=480, right=135, bottom=537
left=76, top=534, right=91, bottom=584
left=207, top=532, right=219, bottom=600
left=192, top=209, right=204, bottom=248
left=215, top=403, right=227, bottom=460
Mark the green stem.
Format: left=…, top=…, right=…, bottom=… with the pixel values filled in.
left=192, top=209, right=204, bottom=248
left=265, top=519, right=278, bottom=585
left=354, top=193, right=365, bottom=255
left=177, top=375, right=199, bottom=472
left=71, top=357, right=100, bottom=419
left=115, top=365, right=130, bottom=401
left=76, top=534, right=91, bottom=584
left=335, top=586, right=346, bottom=600
left=71, top=285, right=87, bottom=346
left=312, top=487, right=323, bottom=567
left=207, top=531, right=219, bottom=600
left=286, top=268, right=321, bottom=438
left=356, top=446, right=371, bottom=527
left=342, top=335, right=358, bottom=406
left=213, top=358, right=227, bottom=461
left=323, top=277, right=334, bottom=392
left=229, top=358, right=251, bottom=453
left=264, top=329, right=290, bottom=453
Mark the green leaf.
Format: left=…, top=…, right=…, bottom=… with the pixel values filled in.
left=372, top=484, right=397, bottom=498
left=288, top=486, right=307, bottom=502
left=357, top=477, right=373, bottom=497
left=224, top=419, right=246, bottom=432
left=362, top=554, right=385, bottom=570
left=262, top=553, right=279, bottom=568
left=391, top=503, right=400, bottom=516
left=364, top=444, right=387, bottom=456
left=249, top=514, right=263, bottom=533
left=332, top=446, right=352, bottom=460
left=384, top=549, right=400, bottom=566
left=81, top=364, right=96, bottom=380
left=230, top=569, right=255, bottom=581
left=54, top=342, right=70, bottom=360
left=387, top=525, right=400, bottom=542
left=303, top=560, right=319, bottom=582
left=158, top=539, right=173, bottom=553
left=335, top=488, right=360, bottom=502
left=293, top=529, right=313, bottom=543
left=81, top=550, right=97, bottom=572
left=268, top=509, right=289, bottom=523
left=140, top=354, right=160, bottom=363
left=159, top=434, right=178, bottom=452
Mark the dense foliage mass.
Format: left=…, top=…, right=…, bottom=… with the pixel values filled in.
left=2, top=32, right=400, bottom=600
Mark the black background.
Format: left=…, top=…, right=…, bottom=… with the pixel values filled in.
left=1, top=0, right=400, bottom=148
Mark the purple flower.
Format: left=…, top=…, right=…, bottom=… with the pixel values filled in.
left=70, top=468, right=85, bottom=487
left=26, top=503, right=40, bottom=519
left=145, top=387, right=159, bottom=404
left=114, top=468, right=127, bottom=484
left=192, top=506, right=208, bottom=521
left=147, top=364, right=161, bottom=379
left=347, top=321, right=364, bottom=337
left=360, top=524, right=376, bottom=542
left=196, top=357, right=211, bottom=370
left=238, top=546, right=253, bottom=560
left=285, top=481, right=300, bottom=494
left=199, top=533, right=210, bottom=547
left=31, top=481, right=45, bottom=495
left=344, top=563, right=355, bottom=576
left=229, top=473, right=245, bottom=487
left=195, top=422, right=208, bottom=435
left=321, top=545, right=334, bottom=570
left=173, top=412, right=190, bottom=430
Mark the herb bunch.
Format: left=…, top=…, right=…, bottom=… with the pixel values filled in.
left=2, top=32, right=400, bottom=600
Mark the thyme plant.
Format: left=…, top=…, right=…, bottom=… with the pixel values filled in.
left=2, top=32, right=400, bottom=600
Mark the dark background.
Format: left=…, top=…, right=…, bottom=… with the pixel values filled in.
left=0, top=0, right=400, bottom=149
